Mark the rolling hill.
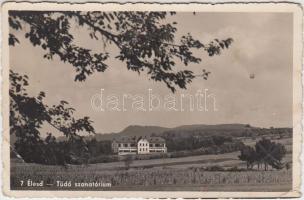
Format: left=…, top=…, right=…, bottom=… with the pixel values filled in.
left=85, top=123, right=253, bottom=141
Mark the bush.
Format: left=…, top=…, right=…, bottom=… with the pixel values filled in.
left=205, top=165, right=225, bottom=171
left=89, top=155, right=119, bottom=164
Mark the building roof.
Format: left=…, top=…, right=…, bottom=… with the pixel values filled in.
left=113, top=137, right=136, bottom=143
left=146, top=137, right=165, bottom=143
left=113, top=136, right=165, bottom=144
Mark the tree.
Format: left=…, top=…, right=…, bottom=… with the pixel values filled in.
left=10, top=70, right=95, bottom=164
left=238, top=138, right=287, bottom=171
left=87, top=139, right=112, bottom=157
left=245, top=124, right=251, bottom=128
left=9, top=11, right=233, bottom=164
left=9, top=11, right=233, bottom=92
left=238, top=145, right=256, bottom=169
left=285, top=162, right=291, bottom=171
left=255, top=138, right=285, bottom=171
left=266, top=142, right=287, bottom=170
left=212, top=135, right=231, bottom=146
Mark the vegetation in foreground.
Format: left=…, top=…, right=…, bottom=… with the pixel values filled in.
left=10, top=163, right=292, bottom=191
left=239, top=138, right=287, bottom=170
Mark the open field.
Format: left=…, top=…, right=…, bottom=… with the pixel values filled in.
left=11, top=163, right=292, bottom=191
left=10, top=137, right=292, bottom=191
left=12, top=142, right=292, bottom=171
left=11, top=151, right=244, bottom=171
left=11, top=145, right=292, bottom=191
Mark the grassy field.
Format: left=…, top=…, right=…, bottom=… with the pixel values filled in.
left=11, top=162, right=292, bottom=191
left=10, top=137, right=292, bottom=191
left=11, top=153, right=292, bottom=191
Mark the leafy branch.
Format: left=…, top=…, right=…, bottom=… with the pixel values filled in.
left=9, top=11, right=233, bottom=92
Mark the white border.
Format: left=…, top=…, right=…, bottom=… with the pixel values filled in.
left=1, top=2, right=302, bottom=198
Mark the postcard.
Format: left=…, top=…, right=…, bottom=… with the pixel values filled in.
left=1, top=1, right=302, bottom=198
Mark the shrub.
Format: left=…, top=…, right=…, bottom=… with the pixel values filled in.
left=206, top=165, right=225, bottom=171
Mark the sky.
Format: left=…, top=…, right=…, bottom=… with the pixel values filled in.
left=10, top=12, right=293, bottom=135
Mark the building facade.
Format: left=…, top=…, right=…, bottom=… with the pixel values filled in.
left=112, top=137, right=167, bottom=155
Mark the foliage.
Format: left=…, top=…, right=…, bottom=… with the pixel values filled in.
left=14, top=135, right=90, bottom=165
left=89, top=154, right=120, bottom=164
left=163, top=134, right=234, bottom=152
left=8, top=11, right=233, bottom=165
left=9, top=11, right=233, bottom=92
left=10, top=70, right=95, bottom=164
left=205, top=165, right=225, bottom=171
left=11, top=164, right=292, bottom=189
left=238, top=138, right=287, bottom=171
left=87, top=139, right=112, bottom=156
left=238, top=145, right=257, bottom=169
left=255, top=138, right=287, bottom=170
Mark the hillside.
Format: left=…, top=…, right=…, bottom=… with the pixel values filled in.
left=87, top=125, right=169, bottom=141
left=119, top=125, right=170, bottom=136
left=174, top=123, right=252, bottom=131
left=85, top=123, right=255, bottom=141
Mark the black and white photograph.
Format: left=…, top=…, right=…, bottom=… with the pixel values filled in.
left=1, top=2, right=302, bottom=198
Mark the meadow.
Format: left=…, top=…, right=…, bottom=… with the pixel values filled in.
left=10, top=136, right=292, bottom=191
left=11, top=143, right=292, bottom=191
left=11, top=163, right=292, bottom=191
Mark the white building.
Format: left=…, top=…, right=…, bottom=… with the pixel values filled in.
left=112, top=137, right=167, bottom=155
left=137, top=138, right=150, bottom=154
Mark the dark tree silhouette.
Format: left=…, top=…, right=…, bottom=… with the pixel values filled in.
left=10, top=70, right=95, bottom=164
left=238, top=145, right=257, bottom=169
left=9, top=11, right=233, bottom=164
left=255, top=138, right=286, bottom=170
left=9, top=11, right=233, bottom=92
left=238, top=138, right=287, bottom=171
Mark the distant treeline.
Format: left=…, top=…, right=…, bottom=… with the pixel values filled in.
left=161, top=127, right=291, bottom=142
left=12, top=127, right=292, bottom=165
left=159, top=127, right=291, bottom=152
left=89, top=141, right=245, bottom=164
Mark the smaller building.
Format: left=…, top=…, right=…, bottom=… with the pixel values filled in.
left=111, top=137, right=137, bottom=155
left=112, top=136, right=167, bottom=155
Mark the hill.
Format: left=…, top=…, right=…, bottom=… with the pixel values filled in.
left=88, top=125, right=169, bottom=141
left=119, top=125, right=170, bottom=137
left=174, top=123, right=251, bottom=131
left=84, top=123, right=253, bottom=141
